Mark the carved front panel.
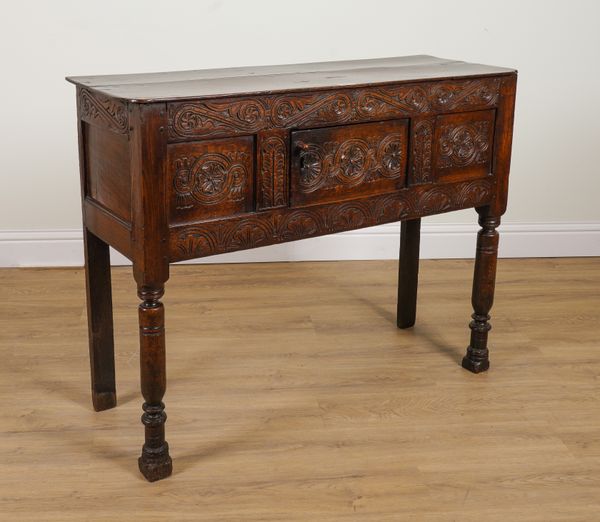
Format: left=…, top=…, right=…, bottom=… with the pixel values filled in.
left=290, top=120, right=408, bottom=207
left=168, top=78, right=501, bottom=141
left=167, top=137, right=254, bottom=223
left=431, top=109, right=495, bottom=183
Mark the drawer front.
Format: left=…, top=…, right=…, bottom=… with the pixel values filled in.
left=167, top=136, right=254, bottom=223
left=290, top=120, right=408, bottom=207
left=432, top=109, right=495, bottom=183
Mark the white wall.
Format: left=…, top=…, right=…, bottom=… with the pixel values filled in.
left=1, top=0, right=599, bottom=265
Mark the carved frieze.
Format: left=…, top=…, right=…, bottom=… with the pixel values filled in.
left=168, top=78, right=501, bottom=140
left=171, top=178, right=495, bottom=261
left=78, top=88, right=128, bottom=133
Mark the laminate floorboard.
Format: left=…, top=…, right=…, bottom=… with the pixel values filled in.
left=1, top=258, right=599, bottom=521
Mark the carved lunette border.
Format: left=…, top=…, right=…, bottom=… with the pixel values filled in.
left=78, top=88, right=128, bottom=134
left=168, top=77, right=501, bottom=141
left=170, top=177, right=494, bottom=261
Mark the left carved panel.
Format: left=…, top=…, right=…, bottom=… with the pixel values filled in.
left=167, top=136, right=254, bottom=224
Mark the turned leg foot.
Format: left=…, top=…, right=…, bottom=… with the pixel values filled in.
left=138, top=402, right=172, bottom=482
left=462, top=211, right=500, bottom=374
left=397, top=218, right=421, bottom=329
left=138, top=285, right=172, bottom=481
left=83, top=229, right=117, bottom=411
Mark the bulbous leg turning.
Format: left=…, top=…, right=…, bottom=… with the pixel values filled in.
left=138, top=402, right=172, bottom=481
left=137, top=286, right=172, bottom=481
left=462, top=212, right=500, bottom=374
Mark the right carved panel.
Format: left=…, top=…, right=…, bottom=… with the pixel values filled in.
left=431, top=109, right=495, bottom=183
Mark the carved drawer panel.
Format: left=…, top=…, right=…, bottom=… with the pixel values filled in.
left=167, top=137, right=254, bottom=223
left=431, top=109, right=495, bottom=183
left=290, top=120, right=408, bottom=207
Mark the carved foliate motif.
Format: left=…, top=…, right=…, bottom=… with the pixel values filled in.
left=79, top=89, right=128, bottom=133
left=298, top=133, right=404, bottom=193
left=168, top=78, right=501, bottom=140
left=171, top=178, right=495, bottom=261
left=411, top=118, right=434, bottom=184
left=437, top=121, right=491, bottom=168
left=258, top=133, right=288, bottom=210
left=172, top=151, right=249, bottom=210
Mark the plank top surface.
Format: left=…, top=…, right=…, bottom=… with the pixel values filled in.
left=66, top=55, right=516, bottom=102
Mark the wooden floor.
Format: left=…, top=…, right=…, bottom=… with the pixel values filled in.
left=1, top=258, right=600, bottom=521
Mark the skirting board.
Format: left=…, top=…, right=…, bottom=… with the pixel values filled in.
left=0, top=222, right=599, bottom=267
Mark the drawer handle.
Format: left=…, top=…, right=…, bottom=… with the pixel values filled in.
left=296, top=140, right=310, bottom=152
left=296, top=141, right=311, bottom=172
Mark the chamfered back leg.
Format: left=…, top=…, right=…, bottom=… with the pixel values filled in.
left=462, top=208, right=500, bottom=373
left=83, top=228, right=117, bottom=411
left=397, top=218, right=421, bottom=329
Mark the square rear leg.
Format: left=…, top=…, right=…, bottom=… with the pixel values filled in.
left=84, top=229, right=116, bottom=411
left=397, top=218, right=421, bottom=329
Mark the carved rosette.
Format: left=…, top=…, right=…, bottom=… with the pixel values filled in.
left=172, top=178, right=495, bottom=260
left=172, top=151, right=248, bottom=210
left=78, top=88, right=128, bottom=133
left=437, top=121, right=491, bottom=168
left=298, top=133, right=405, bottom=193
left=168, top=78, right=501, bottom=140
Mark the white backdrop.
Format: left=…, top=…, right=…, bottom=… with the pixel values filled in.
left=1, top=0, right=599, bottom=265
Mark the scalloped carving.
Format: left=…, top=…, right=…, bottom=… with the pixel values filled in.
left=171, top=178, right=495, bottom=261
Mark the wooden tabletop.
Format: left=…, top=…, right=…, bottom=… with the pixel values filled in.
left=66, top=55, right=516, bottom=102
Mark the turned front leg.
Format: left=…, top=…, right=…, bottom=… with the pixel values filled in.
left=462, top=212, right=500, bottom=373
left=138, top=285, right=172, bottom=481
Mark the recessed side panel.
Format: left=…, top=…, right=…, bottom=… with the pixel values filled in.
left=167, top=136, right=254, bottom=224
left=84, top=122, right=132, bottom=223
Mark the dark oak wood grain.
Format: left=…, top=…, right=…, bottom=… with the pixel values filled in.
left=84, top=123, right=131, bottom=223
left=66, top=55, right=514, bottom=101
left=82, top=229, right=116, bottom=412
left=397, top=219, right=421, bottom=329
left=68, top=56, right=517, bottom=482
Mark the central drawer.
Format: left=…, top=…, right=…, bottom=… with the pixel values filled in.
left=290, top=120, right=409, bottom=207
